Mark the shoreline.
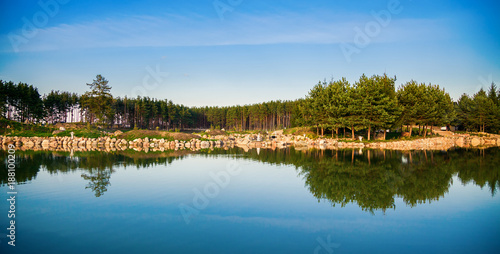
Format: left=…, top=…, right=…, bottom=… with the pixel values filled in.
left=1, top=133, right=499, bottom=153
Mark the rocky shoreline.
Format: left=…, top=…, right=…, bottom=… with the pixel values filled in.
left=0, top=133, right=499, bottom=153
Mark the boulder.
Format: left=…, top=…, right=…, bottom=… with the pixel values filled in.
left=295, top=141, right=308, bottom=147
left=471, top=138, right=480, bottom=147
left=200, top=141, right=210, bottom=148
left=24, top=141, right=35, bottom=148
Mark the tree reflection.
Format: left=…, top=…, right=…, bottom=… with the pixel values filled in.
left=197, top=147, right=500, bottom=213
left=81, top=169, right=112, bottom=197
left=1, top=148, right=499, bottom=208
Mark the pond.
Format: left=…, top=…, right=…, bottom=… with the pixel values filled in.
left=1, top=147, right=499, bottom=253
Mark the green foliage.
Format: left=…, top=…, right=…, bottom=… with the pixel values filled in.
left=0, top=80, right=45, bottom=123
left=303, top=74, right=401, bottom=140
left=3, top=75, right=499, bottom=136
left=397, top=80, right=455, bottom=137
left=1, top=119, right=53, bottom=136
left=43, top=90, right=79, bottom=124
left=80, top=75, right=114, bottom=126
left=456, top=85, right=500, bottom=133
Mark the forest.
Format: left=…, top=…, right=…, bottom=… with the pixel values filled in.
left=1, top=73, right=499, bottom=138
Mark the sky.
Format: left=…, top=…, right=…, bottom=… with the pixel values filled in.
left=0, top=0, right=499, bottom=107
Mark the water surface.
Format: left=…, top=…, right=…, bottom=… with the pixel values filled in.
left=1, top=148, right=499, bottom=253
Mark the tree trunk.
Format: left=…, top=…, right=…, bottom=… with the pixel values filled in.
left=367, top=125, right=371, bottom=141
left=351, top=125, right=355, bottom=140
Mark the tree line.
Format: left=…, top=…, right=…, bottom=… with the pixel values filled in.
left=1, top=74, right=499, bottom=137
left=299, top=74, right=457, bottom=140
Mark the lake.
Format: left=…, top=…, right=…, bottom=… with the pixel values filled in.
left=1, top=147, right=499, bottom=253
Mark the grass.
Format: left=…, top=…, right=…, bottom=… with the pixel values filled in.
left=1, top=119, right=111, bottom=138
left=457, top=132, right=488, bottom=137
left=1, top=119, right=54, bottom=136
left=54, top=129, right=106, bottom=139
left=284, top=127, right=319, bottom=139
left=5, top=130, right=53, bottom=137
left=117, top=130, right=199, bottom=141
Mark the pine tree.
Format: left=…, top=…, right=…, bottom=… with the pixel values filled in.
left=81, top=75, right=114, bottom=126
left=352, top=74, right=399, bottom=140
left=325, top=78, right=350, bottom=138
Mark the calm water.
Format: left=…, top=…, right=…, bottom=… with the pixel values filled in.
left=1, top=148, right=499, bottom=253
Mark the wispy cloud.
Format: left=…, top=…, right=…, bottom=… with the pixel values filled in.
left=1, top=12, right=449, bottom=52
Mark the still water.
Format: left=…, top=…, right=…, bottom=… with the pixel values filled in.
left=1, top=148, right=499, bottom=253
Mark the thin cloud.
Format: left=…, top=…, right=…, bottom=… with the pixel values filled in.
left=1, top=12, right=450, bottom=52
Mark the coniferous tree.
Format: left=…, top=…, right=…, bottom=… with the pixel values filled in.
left=325, top=78, right=350, bottom=138
left=80, top=75, right=114, bottom=126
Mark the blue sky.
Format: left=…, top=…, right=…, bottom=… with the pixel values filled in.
left=0, top=0, right=499, bottom=106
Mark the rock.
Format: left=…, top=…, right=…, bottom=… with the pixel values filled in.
left=273, top=130, right=284, bottom=136
left=52, top=130, right=63, bottom=135
left=78, top=141, right=86, bottom=148
left=484, top=138, right=496, bottom=145
left=471, top=138, right=480, bottom=147
left=24, top=141, right=35, bottom=148
left=59, top=127, right=66, bottom=131
left=200, top=141, right=210, bottom=148
left=295, top=141, right=308, bottom=147
left=113, top=130, right=123, bottom=136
